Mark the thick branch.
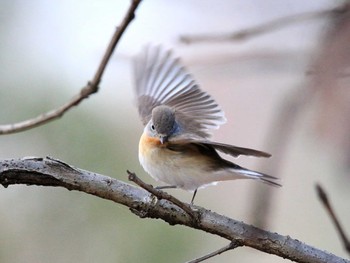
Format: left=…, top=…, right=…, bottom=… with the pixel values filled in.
left=0, top=0, right=142, bottom=135
left=0, top=157, right=348, bottom=263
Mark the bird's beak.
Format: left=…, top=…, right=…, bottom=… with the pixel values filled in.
left=159, top=136, right=168, bottom=144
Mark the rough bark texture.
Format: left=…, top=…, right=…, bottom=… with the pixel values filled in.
left=0, top=157, right=348, bottom=263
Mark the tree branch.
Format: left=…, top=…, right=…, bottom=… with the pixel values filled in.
left=179, top=5, right=348, bottom=44
left=316, top=184, right=350, bottom=255
left=127, top=170, right=199, bottom=222
left=186, top=240, right=242, bottom=263
left=0, top=0, right=142, bottom=135
left=0, top=157, right=348, bottom=263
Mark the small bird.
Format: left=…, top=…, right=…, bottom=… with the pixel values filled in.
left=134, top=45, right=280, bottom=203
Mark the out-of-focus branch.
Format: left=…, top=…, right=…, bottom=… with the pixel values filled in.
left=0, top=157, right=348, bottom=263
left=251, top=86, right=312, bottom=228
left=249, top=2, right=350, bottom=229
left=180, top=5, right=348, bottom=44
left=0, top=0, right=142, bottom=135
left=316, top=184, right=350, bottom=255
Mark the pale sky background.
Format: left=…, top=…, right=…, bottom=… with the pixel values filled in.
left=0, top=1, right=349, bottom=263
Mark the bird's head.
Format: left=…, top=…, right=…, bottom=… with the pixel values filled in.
left=146, top=105, right=177, bottom=144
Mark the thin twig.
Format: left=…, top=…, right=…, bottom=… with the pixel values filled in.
left=186, top=240, right=242, bottom=263
left=316, top=183, right=350, bottom=255
left=127, top=170, right=200, bottom=223
left=180, top=6, right=348, bottom=44
left=0, top=0, right=142, bottom=135
left=89, top=0, right=141, bottom=91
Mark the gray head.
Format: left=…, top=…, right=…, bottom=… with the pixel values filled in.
left=151, top=105, right=176, bottom=136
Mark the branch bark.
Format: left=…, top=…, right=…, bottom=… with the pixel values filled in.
left=0, top=157, right=348, bottom=263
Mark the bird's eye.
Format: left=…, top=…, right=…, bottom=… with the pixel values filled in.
left=150, top=124, right=155, bottom=131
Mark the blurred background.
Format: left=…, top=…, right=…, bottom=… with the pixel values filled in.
left=0, top=0, right=349, bottom=262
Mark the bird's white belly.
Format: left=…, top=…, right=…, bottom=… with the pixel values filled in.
left=138, top=134, right=218, bottom=190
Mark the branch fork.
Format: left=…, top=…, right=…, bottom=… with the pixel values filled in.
left=127, top=170, right=200, bottom=224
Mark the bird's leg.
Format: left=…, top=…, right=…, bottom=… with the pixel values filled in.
left=155, top=185, right=177, bottom=190
left=190, top=189, right=198, bottom=205
left=155, top=186, right=198, bottom=206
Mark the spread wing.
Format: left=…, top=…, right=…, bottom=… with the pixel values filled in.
left=134, top=45, right=226, bottom=137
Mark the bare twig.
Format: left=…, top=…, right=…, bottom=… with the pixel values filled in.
left=180, top=6, right=348, bottom=44
left=127, top=170, right=199, bottom=222
left=316, top=183, right=350, bottom=255
left=186, top=240, right=242, bottom=263
left=0, top=157, right=349, bottom=263
left=0, top=0, right=142, bottom=135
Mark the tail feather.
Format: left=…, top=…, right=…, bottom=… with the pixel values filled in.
left=234, top=168, right=282, bottom=187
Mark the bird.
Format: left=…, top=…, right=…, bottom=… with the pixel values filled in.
left=133, top=45, right=280, bottom=204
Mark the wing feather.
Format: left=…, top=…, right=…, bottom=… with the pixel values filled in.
left=204, top=141, right=271, bottom=158
left=169, top=134, right=271, bottom=158
left=134, top=45, right=226, bottom=136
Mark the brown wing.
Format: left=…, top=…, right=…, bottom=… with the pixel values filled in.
left=134, top=45, right=226, bottom=137
left=169, top=134, right=270, bottom=158
left=201, top=141, right=271, bottom=158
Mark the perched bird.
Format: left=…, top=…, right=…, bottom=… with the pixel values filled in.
left=134, top=45, right=280, bottom=203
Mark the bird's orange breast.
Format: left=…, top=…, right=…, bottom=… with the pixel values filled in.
left=140, top=132, right=161, bottom=146
left=139, top=132, right=165, bottom=157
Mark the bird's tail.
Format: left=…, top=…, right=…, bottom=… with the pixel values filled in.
left=233, top=167, right=282, bottom=187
